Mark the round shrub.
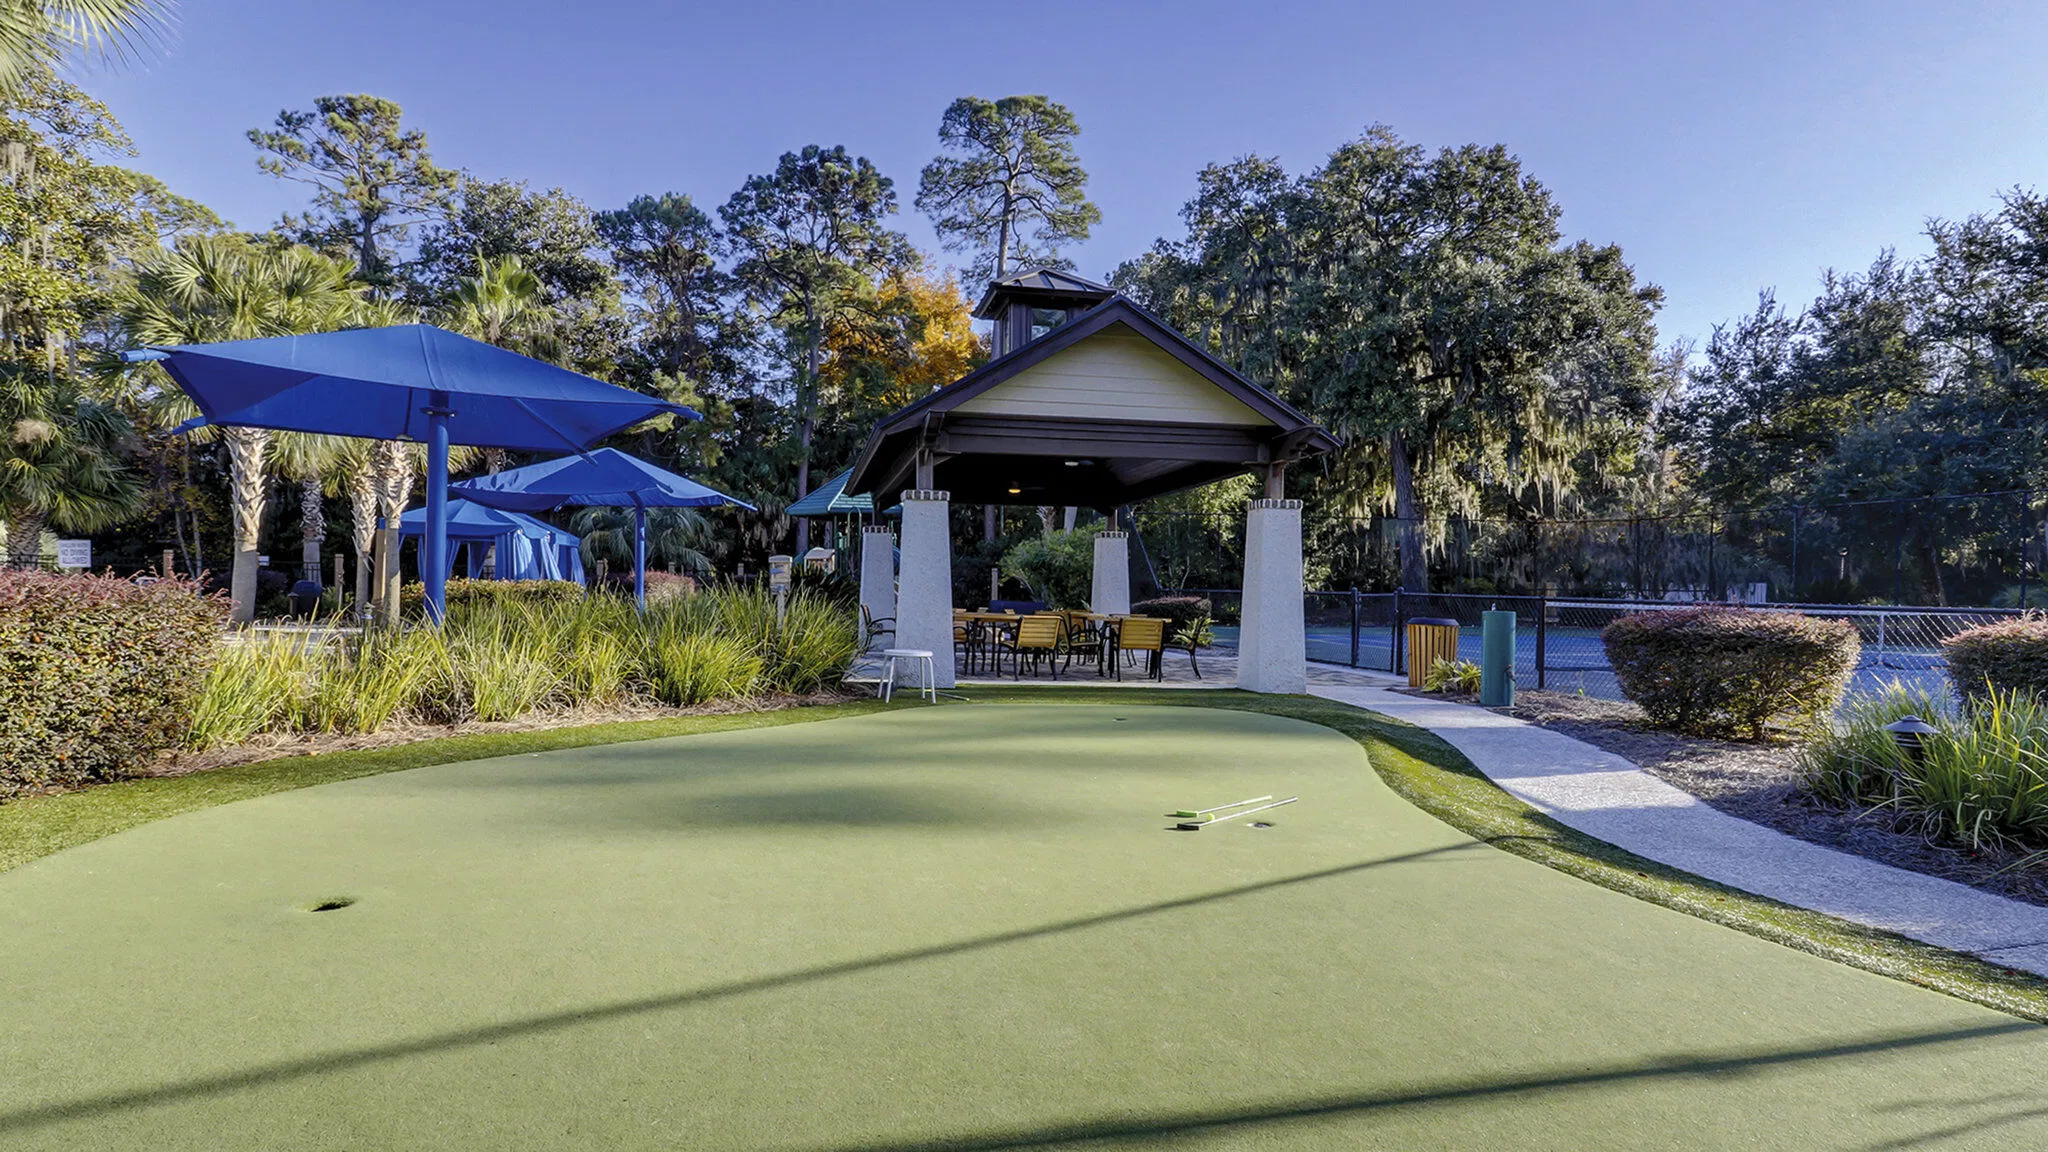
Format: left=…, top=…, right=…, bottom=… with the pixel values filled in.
left=1602, top=607, right=1860, bottom=739
left=1942, top=616, right=2048, bottom=699
left=1130, top=595, right=1212, bottom=633
left=0, top=570, right=226, bottom=792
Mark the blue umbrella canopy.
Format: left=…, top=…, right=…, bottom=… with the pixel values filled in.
left=135, top=324, right=696, bottom=451
left=452, top=447, right=755, bottom=512
left=452, top=447, right=751, bottom=610
left=125, top=324, right=695, bottom=622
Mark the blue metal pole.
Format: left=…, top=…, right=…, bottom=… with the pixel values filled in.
left=423, top=394, right=452, bottom=624
left=634, top=505, right=648, bottom=613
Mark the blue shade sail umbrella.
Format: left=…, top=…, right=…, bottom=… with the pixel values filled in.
left=453, top=447, right=753, bottom=609
left=125, top=325, right=695, bottom=621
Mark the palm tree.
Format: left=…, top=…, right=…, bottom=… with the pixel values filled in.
left=269, top=431, right=348, bottom=583
left=442, top=252, right=556, bottom=476
left=0, top=0, right=172, bottom=89
left=1, top=366, right=138, bottom=565
left=121, top=236, right=363, bottom=622
left=572, top=505, right=712, bottom=576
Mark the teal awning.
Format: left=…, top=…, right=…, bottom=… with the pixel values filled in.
left=786, top=469, right=872, bottom=516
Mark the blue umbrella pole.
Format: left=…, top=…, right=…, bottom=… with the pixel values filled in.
left=423, top=396, right=453, bottom=624
left=634, top=505, right=647, bottom=612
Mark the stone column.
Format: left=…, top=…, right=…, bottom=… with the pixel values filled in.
left=895, top=490, right=955, bottom=689
left=859, top=526, right=896, bottom=649
left=1236, top=498, right=1306, bottom=694
left=1091, top=531, right=1131, bottom=615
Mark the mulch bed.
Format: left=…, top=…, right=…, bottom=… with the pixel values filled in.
left=1462, top=688, right=2048, bottom=908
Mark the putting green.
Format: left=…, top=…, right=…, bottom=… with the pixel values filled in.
left=4, top=703, right=2047, bottom=1150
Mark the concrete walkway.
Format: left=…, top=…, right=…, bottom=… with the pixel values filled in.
left=1309, top=671, right=2048, bottom=978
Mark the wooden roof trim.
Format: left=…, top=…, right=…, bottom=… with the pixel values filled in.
left=867, top=296, right=1328, bottom=442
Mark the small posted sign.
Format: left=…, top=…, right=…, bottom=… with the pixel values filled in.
left=56, top=539, right=91, bottom=569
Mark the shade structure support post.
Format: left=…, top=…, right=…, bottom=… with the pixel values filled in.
left=634, top=505, right=648, bottom=612
left=896, top=490, right=954, bottom=689
left=1237, top=498, right=1306, bottom=694
left=1091, top=531, right=1130, bottom=615
left=422, top=394, right=453, bottom=625
left=859, top=526, right=896, bottom=650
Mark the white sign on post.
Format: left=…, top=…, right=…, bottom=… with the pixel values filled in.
left=55, top=539, right=91, bottom=569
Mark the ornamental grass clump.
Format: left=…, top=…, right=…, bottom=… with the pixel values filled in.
left=1801, top=682, right=2048, bottom=854
left=1603, top=606, right=1859, bottom=739
left=1943, top=616, right=2048, bottom=700
left=186, top=628, right=319, bottom=748
left=175, top=582, right=862, bottom=752
left=1, top=570, right=225, bottom=792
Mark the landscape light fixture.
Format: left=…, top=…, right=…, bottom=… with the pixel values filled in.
left=1883, top=714, right=1938, bottom=761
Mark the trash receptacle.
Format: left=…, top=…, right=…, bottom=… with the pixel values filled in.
left=1406, top=616, right=1460, bottom=687
left=289, top=579, right=324, bottom=618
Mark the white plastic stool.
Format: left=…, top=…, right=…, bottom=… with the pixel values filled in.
left=879, top=648, right=937, bottom=703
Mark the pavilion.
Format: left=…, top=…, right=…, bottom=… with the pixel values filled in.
left=845, top=269, right=1338, bottom=692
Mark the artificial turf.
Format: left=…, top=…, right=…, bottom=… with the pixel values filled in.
left=6, top=699, right=2048, bottom=1149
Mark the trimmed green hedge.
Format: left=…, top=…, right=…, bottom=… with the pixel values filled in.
left=0, top=570, right=225, bottom=793
left=1943, top=617, right=2048, bottom=699
left=1603, top=607, right=1860, bottom=739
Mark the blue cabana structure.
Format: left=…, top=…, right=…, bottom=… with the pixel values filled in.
left=453, top=447, right=752, bottom=609
left=126, top=325, right=694, bottom=622
left=397, top=499, right=585, bottom=584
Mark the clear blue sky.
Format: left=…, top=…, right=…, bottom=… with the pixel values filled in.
left=79, top=0, right=2048, bottom=349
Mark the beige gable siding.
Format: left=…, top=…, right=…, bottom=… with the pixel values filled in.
left=953, top=325, right=1274, bottom=426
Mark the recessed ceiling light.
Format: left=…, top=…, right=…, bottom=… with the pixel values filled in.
left=1007, top=484, right=1022, bottom=494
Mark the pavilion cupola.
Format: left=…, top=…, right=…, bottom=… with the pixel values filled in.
left=972, top=268, right=1116, bottom=358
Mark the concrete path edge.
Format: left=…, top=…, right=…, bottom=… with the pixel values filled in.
left=1307, top=670, right=2048, bottom=979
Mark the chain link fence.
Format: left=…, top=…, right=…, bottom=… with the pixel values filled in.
left=1170, top=586, right=2020, bottom=702
left=1139, top=489, right=2048, bottom=609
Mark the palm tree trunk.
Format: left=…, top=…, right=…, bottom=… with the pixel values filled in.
left=5, top=508, right=46, bottom=566
left=347, top=462, right=376, bottom=618
left=299, top=475, right=324, bottom=582
left=224, top=427, right=270, bottom=624
left=372, top=440, right=413, bottom=626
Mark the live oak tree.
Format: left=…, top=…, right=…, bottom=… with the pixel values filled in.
left=915, top=95, right=1100, bottom=286
left=720, top=145, right=908, bottom=553
left=1116, top=126, right=1662, bottom=592
left=249, top=94, right=457, bottom=291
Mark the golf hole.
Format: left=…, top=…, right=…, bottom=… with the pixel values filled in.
left=306, top=898, right=355, bottom=913
left=1251, top=822, right=1274, bottom=828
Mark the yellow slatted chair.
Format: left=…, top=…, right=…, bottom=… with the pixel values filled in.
left=1114, top=616, right=1167, bottom=681
left=999, top=612, right=1066, bottom=679
left=1060, top=609, right=1102, bottom=674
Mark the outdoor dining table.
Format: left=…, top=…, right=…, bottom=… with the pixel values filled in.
left=955, top=611, right=1020, bottom=676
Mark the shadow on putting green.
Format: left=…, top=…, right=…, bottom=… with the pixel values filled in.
left=778, top=1027, right=2048, bottom=1151
left=0, top=840, right=1487, bottom=1136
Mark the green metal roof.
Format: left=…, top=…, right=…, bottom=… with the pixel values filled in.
left=786, top=468, right=872, bottom=516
